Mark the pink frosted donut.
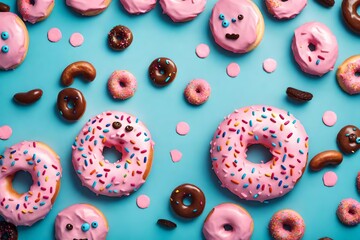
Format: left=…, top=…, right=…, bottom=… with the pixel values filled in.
left=66, top=0, right=111, bottom=16
left=337, top=55, right=360, bottom=95
left=336, top=198, right=360, bottom=226
left=108, top=70, right=137, bottom=100
left=0, top=12, right=29, bottom=70
left=120, top=0, right=156, bottom=14
left=292, top=22, right=338, bottom=76
left=159, top=0, right=206, bottom=22
left=0, top=141, right=62, bottom=226
left=210, top=105, right=309, bottom=202
left=18, top=0, right=55, bottom=24
left=269, top=209, right=305, bottom=240
left=184, top=79, right=211, bottom=105
left=55, top=204, right=108, bottom=240
left=265, top=0, right=307, bottom=20
left=203, top=203, right=254, bottom=240
left=72, top=111, right=154, bottom=197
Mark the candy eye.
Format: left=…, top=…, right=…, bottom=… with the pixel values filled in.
left=356, top=137, right=360, bottom=144
left=91, top=221, right=98, bottom=228
left=81, top=223, right=90, bottom=232
left=1, top=45, right=9, bottom=53
left=219, top=14, right=225, bottom=20
left=125, top=125, right=133, bottom=132
left=1, top=32, right=9, bottom=40
left=66, top=224, right=73, bottom=231
left=222, top=20, right=229, bottom=28
left=231, top=18, right=236, bottom=23
left=112, top=121, right=122, bottom=129
left=238, top=14, right=244, bottom=20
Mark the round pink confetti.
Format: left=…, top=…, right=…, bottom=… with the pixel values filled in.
left=322, top=111, right=337, bottom=127
left=170, top=149, right=182, bottom=163
left=323, top=171, right=338, bottom=187
left=136, top=194, right=150, bottom=209
left=226, top=63, right=240, bottom=78
left=176, top=122, right=190, bottom=136
left=195, top=44, right=210, bottom=59
left=0, top=125, right=12, bottom=140
left=69, top=32, right=84, bottom=47
left=263, top=58, right=277, bottom=73
left=47, top=28, right=62, bottom=43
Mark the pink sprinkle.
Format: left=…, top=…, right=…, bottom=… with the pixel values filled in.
left=322, top=111, right=337, bottom=127
left=170, top=149, right=182, bottom=163
left=69, top=32, right=84, bottom=47
left=195, top=43, right=210, bottom=59
left=136, top=194, right=150, bottom=209
left=226, top=63, right=240, bottom=78
left=176, top=122, right=190, bottom=136
left=0, top=125, right=12, bottom=140
left=47, top=28, right=62, bottom=43
left=323, top=171, right=338, bottom=187
left=263, top=58, right=277, bottom=73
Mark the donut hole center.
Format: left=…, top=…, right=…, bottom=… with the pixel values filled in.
left=182, top=195, right=193, bottom=206
left=66, top=99, right=75, bottom=109
left=159, top=69, right=165, bottom=75
left=1, top=232, right=10, bottom=239
left=12, top=171, right=33, bottom=194
left=246, top=144, right=273, bottom=164
left=119, top=81, right=127, bottom=88
left=281, top=0, right=288, bottom=2
left=115, top=32, right=125, bottom=41
left=355, top=71, right=360, bottom=77
left=103, top=146, right=123, bottom=163
left=349, top=208, right=356, bottom=215
left=308, top=43, right=316, bottom=52
left=283, top=223, right=293, bottom=232
left=195, top=87, right=202, bottom=93
left=223, top=224, right=234, bottom=231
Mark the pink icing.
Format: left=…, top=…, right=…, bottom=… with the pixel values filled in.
left=170, top=149, right=182, bottom=163
left=66, top=0, right=107, bottom=13
left=210, top=105, right=309, bottom=202
left=322, top=111, right=337, bottom=127
left=0, top=141, right=62, bottom=226
left=203, top=203, right=253, bottom=240
left=159, top=0, right=206, bottom=22
left=195, top=43, right=210, bottom=59
left=69, top=32, right=84, bottom=47
left=265, top=0, right=307, bottom=20
left=55, top=204, right=108, bottom=240
left=0, top=12, right=28, bottom=70
left=210, top=0, right=262, bottom=53
left=136, top=194, right=150, bottom=208
left=72, top=111, right=154, bottom=197
left=292, top=22, right=338, bottom=76
left=176, top=122, right=190, bottom=135
left=263, top=58, right=277, bottom=73
left=48, top=28, right=62, bottom=43
left=0, top=125, right=12, bottom=140
left=323, top=171, right=337, bottom=187
left=226, top=62, right=240, bottom=77
left=184, top=79, right=211, bottom=105
left=120, top=0, right=156, bottom=14
left=18, top=0, right=54, bottom=24
left=338, top=57, right=360, bottom=95
left=107, top=70, right=137, bottom=100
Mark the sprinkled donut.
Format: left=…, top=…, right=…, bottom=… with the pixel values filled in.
left=120, top=0, right=156, bottom=14
left=0, top=141, right=62, bottom=226
left=292, top=22, right=338, bottom=76
left=269, top=209, right=305, bottom=240
left=337, top=55, right=360, bottom=95
left=148, top=57, right=177, bottom=86
left=107, top=70, right=137, bottom=100
left=0, top=221, right=18, bottom=240
left=184, top=79, right=211, bottom=105
left=265, top=0, right=307, bottom=20
left=66, top=0, right=111, bottom=16
left=203, top=203, right=254, bottom=240
left=0, top=12, right=29, bottom=70
left=159, top=0, right=206, bottom=22
left=108, top=25, right=133, bottom=51
left=336, top=198, right=360, bottom=226
left=72, top=111, right=154, bottom=197
left=210, top=105, right=309, bottom=202
left=18, top=0, right=55, bottom=24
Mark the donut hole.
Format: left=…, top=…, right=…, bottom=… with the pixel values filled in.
left=223, top=224, right=234, bottom=231
left=12, top=171, right=33, bottom=194
left=355, top=71, right=360, bottom=77
left=283, top=223, right=293, bottom=232
left=195, top=87, right=202, bottom=93
left=281, top=0, right=288, bottom=2
left=182, top=195, right=193, bottom=206
left=348, top=208, right=356, bottom=215
left=67, top=99, right=75, bottom=109
left=115, top=32, right=126, bottom=41
left=103, top=146, right=123, bottom=163
left=308, top=43, right=316, bottom=52
left=119, top=81, right=127, bottom=88
left=246, top=144, right=273, bottom=164
left=159, top=69, right=165, bottom=75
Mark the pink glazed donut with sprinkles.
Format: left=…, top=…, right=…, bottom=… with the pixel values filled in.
left=210, top=105, right=309, bottom=202
left=159, top=0, right=207, bottom=22
left=292, top=22, right=338, bottom=77
left=184, top=79, right=211, bottom=105
left=269, top=209, right=305, bottom=240
left=107, top=70, right=137, bottom=100
left=72, top=111, right=154, bottom=197
left=0, top=141, right=62, bottom=226
left=18, top=0, right=55, bottom=24
left=265, top=0, right=307, bottom=20
left=336, top=198, right=360, bottom=226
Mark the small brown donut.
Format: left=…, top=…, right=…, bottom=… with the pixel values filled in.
left=148, top=57, right=177, bottom=86
left=337, top=125, right=360, bottom=154
left=61, top=61, right=96, bottom=86
left=170, top=183, right=205, bottom=218
left=309, top=150, right=343, bottom=171
left=57, top=88, right=86, bottom=121
left=13, top=89, right=43, bottom=105
left=342, top=0, right=360, bottom=34
left=108, top=25, right=133, bottom=50
left=0, top=221, right=17, bottom=240
left=0, top=2, right=10, bottom=12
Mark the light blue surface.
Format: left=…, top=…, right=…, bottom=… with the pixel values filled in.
left=1, top=0, right=360, bottom=239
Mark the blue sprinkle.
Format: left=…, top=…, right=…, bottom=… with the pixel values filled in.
left=271, top=134, right=277, bottom=138
left=217, top=146, right=221, bottom=152
left=33, top=206, right=38, bottom=210
left=130, top=153, right=135, bottom=159
left=241, top=173, right=246, bottom=179
left=253, top=194, right=259, bottom=199
left=230, top=173, right=235, bottom=176
left=263, top=127, right=269, bottom=131
left=10, top=150, right=16, bottom=154
left=84, top=159, right=88, bottom=167
left=278, top=180, right=283, bottom=187
left=251, top=168, right=255, bottom=173
left=37, top=171, right=40, bottom=177
left=243, top=184, right=249, bottom=188
left=282, top=154, right=287, bottom=162
left=249, top=120, right=253, bottom=127
left=144, top=157, right=147, bottom=163
left=82, top=154, right=87, bottom=158
left=56, top=172, right=60, bottom=176
left=125, top=162, right=128, bottom=169
left=16, top=204, right=19, bottom=210
left=256, top=184, right=261, bottom=189
left=99, top=135, right=104, bottom=139
left=113, top=190, right=119, bottom=193
left=316, top=59, right=320, bottom=65
left=228, top=146, right=232, bottom=151
left=106, top=184, right=112, bottom=189
left=281, top=165, right=286, bottom=170
left=44, top=165, right=48, bottom=169
left=261, top=114, right=267, bottom=118
left=37, top=181, right=40, bottom=186
left=23, top=150, right=28, bottom=154
left=236, top=129, right=240, bottom=134
left=0, top=160, right=3, bottom=166
left=299, top=149, right=304, bottom=154
left=125, top=148, right=130, bottom=153
left=32, top=154, right=36, bottom=160
left=274, top=177, right=279, bottom=180
left=28, top=161, right=34, bottom=165
left=85, top=135, right=90, bottom=141
left=103, top=129, right=109, bottom=133
left=144, top=138, right=150, bottom=142
left=11, top=161, right=15, bottom=167
left=116, top=165, right=121, bottom=168
left=25, top=196, right=28, bottom=201
left=40, top=202, right=45, bottom=206
left=222, top=132, right=226, bottom=138
left=297, top=138, right=300, bottom=143
left=165, top=77, right=170, bottom=82
left=78, top=147, right=84, bottom=151
left=96, top=174, right=103, bottom=178
left=5, top=205, right=8, bottom=209
left=94, top=140, right=98, bottom=146
left=292, top=120, right=296, bottom=124
left=212, top=158, right=218, bottom=161
left=272, top=142, right=276, bottom=147
left=92, top=181, right=97, bottom=188
left=254, top=135, right=259, bottom=141
left=279, top=142, right=282, bottom=147
left=105, top=124, right=110, bottom=127
left=283, top=185, right=289, bottom=188
left=81, top=139, right=84, bottom=144
left=77, top=170, right=82, bottom=174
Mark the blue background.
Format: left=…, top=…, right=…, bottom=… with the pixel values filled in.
left=1, top=0, right=360, bottom=239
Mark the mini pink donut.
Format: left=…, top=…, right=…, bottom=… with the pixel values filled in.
left=210, top=105, right=309, bottom=202
left=265, top=0, right=307, bottom=20
left=337, top=55, right=360, bottom=95
left=357, top=172, right=360, bottom=193
left=159, top=0, right=207, bottom=22
left=292, top=22, right=338, bottom=77
left=72, top=111, right=154, bottom=197
left=108, top=70, right=137, bottom=100
left=269, top=209, right=305, bottom=240
left=120, top=0, right=156, bottom=14
left=184, top=79, right=211, bottom=105
left=336, top=198, right=360, bottom=226
left=18, top=0, right=55, bottom=24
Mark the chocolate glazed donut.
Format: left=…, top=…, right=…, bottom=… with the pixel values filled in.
left=148, top=57, right=177, bottom=86
left=337, top=125, right=360, bottom=154
left=342, top=0, right=360, bottom=34
left=108, top=25, right=133, bottom=50
left=57, top=88, right=86, bottom=121
left=170, top=183, right=205, bottom=218
left=0, top=221, right=18, bottom=240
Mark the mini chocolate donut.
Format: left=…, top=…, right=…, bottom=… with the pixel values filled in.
left=13, top=89, right=43, bottom=105
left=57, top=88, right=86, bottom=121
left=0, top=2, right=10, bottom=12
left=342, top=0, right=360, bottom=34
left=0, top=221, right=18, bottom=240
left=61, top=61, right=96, bottom=86
left=148, top=57, right=177, bottom=86
left=170, top=183, right=205, bottom=218
left=337, top=125, right=360, bottom=154
left=108, top=25, right=133, bottom=50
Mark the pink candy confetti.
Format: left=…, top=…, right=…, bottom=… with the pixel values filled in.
left=322, top=111, right=337, bottom=127
left=323, top=171, right=338, bottom=187
left=263, top=58, right=277, bottom=73
left=170, top=150, right=182, bottom=163
left=226, top=63, right=240, bottom=78
left=69, top=32, right=84, bottom=47
left=195, top=44, right=210, bottom=59
left=176, top=122, right=190, bottom=136
left=47, top=28, right=62, bottom=43
left=136, top=194, right=150, bottom=209
left=0, top=125, right=12, bottom=140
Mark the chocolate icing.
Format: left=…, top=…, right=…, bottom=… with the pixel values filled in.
left=309, top=150, right=343, bottom=171
left=157, top=219, right=177, bottom=229
left=61, top=61, right=96, bottom=86
left=342, top=0, right=360, bottom=34
left=0, top=221, right=17, bottom=240
left=13, top=89, right=43, bottom=105
left=57, top=88, right=86, bottom=121
left=148, top=57, right=177, bottom=86
left=108, top=25, right=133, bottom=51
left=0, top=2, right=10, bottom=12
left=336, top=125, right=360, bottom=154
